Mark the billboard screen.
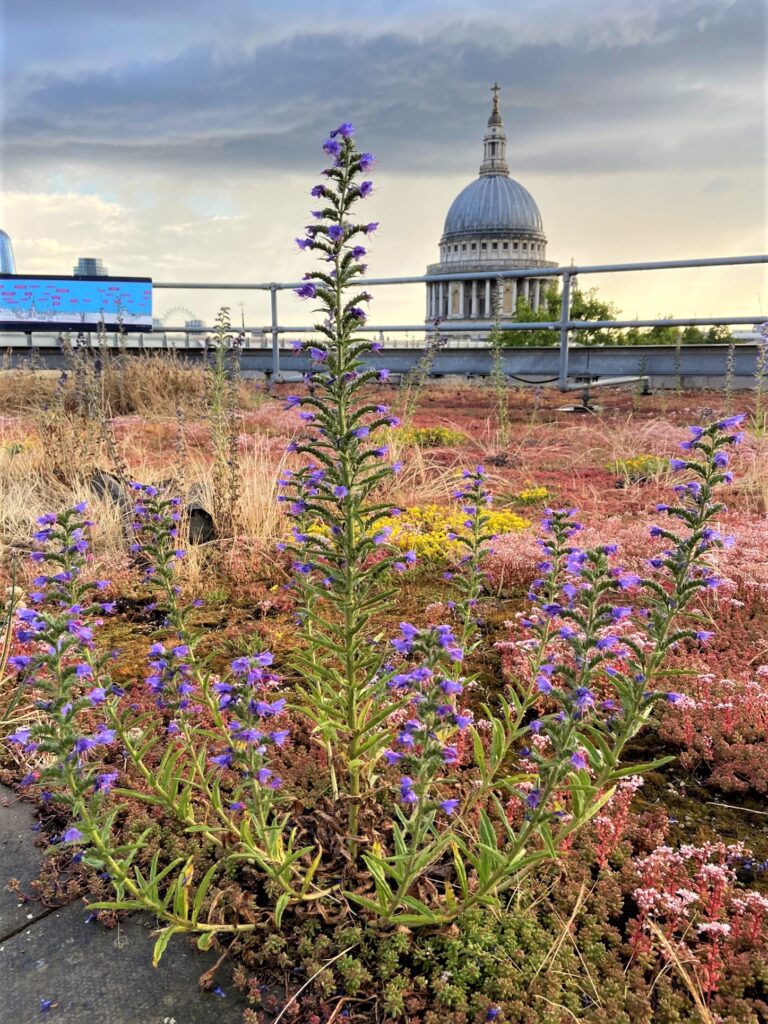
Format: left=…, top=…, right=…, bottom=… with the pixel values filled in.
left=0, top=275, right=152, bottom=332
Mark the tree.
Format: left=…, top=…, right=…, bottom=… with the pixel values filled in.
left=500, top=285, right=621, bottom=347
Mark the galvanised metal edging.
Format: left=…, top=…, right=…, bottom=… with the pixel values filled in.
left=2, top=344, right=761, bottom=382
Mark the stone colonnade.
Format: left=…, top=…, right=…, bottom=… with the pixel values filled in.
left=425, top=277, right=549, bottom=320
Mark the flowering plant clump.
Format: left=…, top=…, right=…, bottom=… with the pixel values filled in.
left=398, top=425, right=466, bottom=448
left=658, top=670, right=768, bottom=792
left=630, top=842, right=768, bottom=1002
left=613, top=453, right=669, bottom=483
left=516, top=485, right=550, bottom=504
left=1, top=120, right=753, bottom=989
left=363, top=502, right=529, bottom=561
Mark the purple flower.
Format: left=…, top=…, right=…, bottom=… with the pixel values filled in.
left=440, top=679, right=463, bottom=695
left=400, top=776, right=417, bottom=804
left=8, top=655, right=33, bottom=671
left=596, top=635, right=619, bottom=651
left=618, top=573, right=642, bottom=589
left=334, top=485, right=349, bottom=498
left=713, top=451, right=729, bottom=467
left=357, top=180, right=374, bottom=197
left=353, top=426, right=369, bottom=438
left=716, top=414, right=745, bottom=429
left=322, top=138, right=342, bottom=158
left=363, top=222, right=379, bottom=234
left=309, top=347, right=327, bottom=361
left=40, top=998, right=54, bottom=1013
left=330, top=122, right=355, bottom=138
left=7, top=727, right=32, bottom=746
left=696, top=630, right=714, bottom=642
left=610, top=606, right=633, bottom=621
left=666, top=692, right=684, bottom=703
left=310, top=184, right=326, bottom=198
left=295, top=282, right=317, bottom=299
left=62, top=827, right=83, bottom=843
left=384, top=749, right=403, bottom=765
left=94, top=771, right=118, bottom=792
left=351, top=245, right=367, bottom=260
left=574, top=687, right=595, bottom=712
left=359, top=153, right=374, bottom=171
left=327, top=224, right=344, bottom=241
left=270, top=729, right=290, bottom=746
left=440, top=799, right=459, bottom=815
left=570, top=751, right=588, bottom=771
left=670, top=458, right=687, bottom=471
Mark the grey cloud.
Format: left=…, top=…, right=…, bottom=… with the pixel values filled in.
left=2, top=0, right=765, bottom=180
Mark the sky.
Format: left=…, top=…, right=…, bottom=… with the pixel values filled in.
left=1, top=0, right=766, bottom=333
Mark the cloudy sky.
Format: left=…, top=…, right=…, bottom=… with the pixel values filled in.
left=1, top=0, right=765, bottom=331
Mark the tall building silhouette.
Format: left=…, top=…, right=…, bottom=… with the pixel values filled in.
left=0, top=230, right=16, bottom=274
left=73, top=257, right=108, bottom=277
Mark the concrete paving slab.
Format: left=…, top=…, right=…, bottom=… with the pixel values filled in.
left=0, top=784, right=48, bottom=936
left=0, top=904, right=249, bottom=1024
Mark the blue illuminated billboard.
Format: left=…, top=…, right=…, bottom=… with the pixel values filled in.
left=0, top=275, right=152, bottom=332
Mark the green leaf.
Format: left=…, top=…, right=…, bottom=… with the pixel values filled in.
left=191, top=863, right=219, bottom=925
left=274, top=892, right=291, bottom=928
left=152, top=926, right=183, bottom=968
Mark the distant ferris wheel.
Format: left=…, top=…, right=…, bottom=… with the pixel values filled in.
left=159, top=306, right=199, bottom=328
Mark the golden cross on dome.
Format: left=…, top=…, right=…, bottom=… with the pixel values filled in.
left=491, top=82, right=500, bottom=109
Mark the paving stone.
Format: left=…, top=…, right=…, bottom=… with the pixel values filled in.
left=0, top=786, right=249, bottom=1024
left=0, top=784, right=48, bottom=936
left=0, top=905, right=249, bottom=1024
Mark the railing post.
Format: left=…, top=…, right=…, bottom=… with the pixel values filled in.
left=558, top=271, right=571, bottom=391
left=270, top=284, right=280, bottom=379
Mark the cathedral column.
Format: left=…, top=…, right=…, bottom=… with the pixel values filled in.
left=471, top=280, right=478, bottom=318
left=458, top=281, right=465, bottom=318
left=522, top=278, right=530, bottom=305
left=484, top=279, right=491, bottom=318
left=511, top=279, right=518, bottom=309
left=533, top=279, right=541, bottom=311
left=438, top=281, right=445, bottom=318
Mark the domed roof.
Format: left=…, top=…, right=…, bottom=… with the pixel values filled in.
left=442, top=175, right=544, bottom=240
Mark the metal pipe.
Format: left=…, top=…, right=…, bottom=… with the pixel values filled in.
left=152, top=253, right=767, bottom=291
left=559, top=272, right=571, bottom=391
left=269, top=285, right=280, bottom=377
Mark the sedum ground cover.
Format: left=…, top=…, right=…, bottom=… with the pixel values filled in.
left=2, top=379, right=767, bottom=1024
left=1, top=127, right=767, bottom=1024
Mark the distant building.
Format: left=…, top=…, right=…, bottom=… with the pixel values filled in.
left=426, top=85, right=558, bottom=325
left=73, top=257, right=108, bottom=277
left=0, top=230, right=16, bottom=274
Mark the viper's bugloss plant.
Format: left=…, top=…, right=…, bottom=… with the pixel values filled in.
left=279, top=125, right=409, bottom=843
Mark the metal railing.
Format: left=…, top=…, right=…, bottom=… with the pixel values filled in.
left=154, top=253, right=768, bottom=388
left=1, top=254, right=765, bottom=390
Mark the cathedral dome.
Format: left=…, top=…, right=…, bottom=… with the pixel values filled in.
left=442, top=175, right=544, bottom=241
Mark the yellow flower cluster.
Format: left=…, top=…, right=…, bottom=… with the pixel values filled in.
left=377, top=504, right=530, bottom=561
left=399, top=426, right=466, bottom=448
left=516, top=486, right=549, bottom=504
left=613, top=454, right=669, bottom=483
